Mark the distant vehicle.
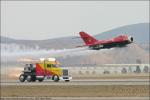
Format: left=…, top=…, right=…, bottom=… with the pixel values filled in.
left=78, top=31, right=133, bottom=50
left=19, top=58, right=72, bottom=82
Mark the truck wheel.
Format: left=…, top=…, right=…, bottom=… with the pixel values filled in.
left=38, top=79, right=44, bottom=82
left=27, top=75, right=32, bottom=82
left=32, top=76, right=36, bottom=82
left=53, top=75, right=59, bottom=82
left=65, top=80, right=70, bottom=82
left=19, top=74, right=26, bottom=82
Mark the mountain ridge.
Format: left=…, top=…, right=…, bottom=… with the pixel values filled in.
left=1, top=23, right=149, bottom=64
left=1, top=23, right=149, bottom=50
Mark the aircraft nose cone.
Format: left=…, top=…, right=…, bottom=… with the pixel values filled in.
left=128, top=36, right=133, bottom=42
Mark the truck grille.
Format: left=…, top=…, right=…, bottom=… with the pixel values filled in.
left=63, top=69, right=68, bottom=76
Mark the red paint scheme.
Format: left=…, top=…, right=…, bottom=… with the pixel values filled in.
left=79, top=31, right=133, bottom=50
left=36, top=64, right=45, bottom=76
left=35, top=63, right=58, bottom=77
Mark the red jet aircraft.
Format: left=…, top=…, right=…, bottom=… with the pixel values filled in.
left=79, top=31, right=133, bottom=50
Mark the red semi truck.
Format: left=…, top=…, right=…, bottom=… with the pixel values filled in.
left=19, top=58, right=72, bottom=82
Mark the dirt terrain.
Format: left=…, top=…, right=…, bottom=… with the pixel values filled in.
left=1, top=85, right=149, bottom=97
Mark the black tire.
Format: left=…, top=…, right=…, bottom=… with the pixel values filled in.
left=32, top=76, right=36, bottom=82
left=26, top=75, right=32, bottom=82
left=52, top=75, right=59, bottom=82
left=65, top=80, right=70, bottom=82
left=19, top=74, right=26, bottom=82
left=38, top=78, right=44, bottom=82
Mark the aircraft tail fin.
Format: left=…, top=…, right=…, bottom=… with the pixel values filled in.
left=79, top=32, right=98, bottom=45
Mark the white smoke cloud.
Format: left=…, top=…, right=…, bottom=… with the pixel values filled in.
left=1, top=43, right=101, bottom=63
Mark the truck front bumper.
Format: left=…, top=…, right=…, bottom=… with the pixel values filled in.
left=60, top=76, right=72, bottom=81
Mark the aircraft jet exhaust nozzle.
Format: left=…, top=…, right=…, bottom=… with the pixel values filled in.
left=128, top=36, right=133, bottom=42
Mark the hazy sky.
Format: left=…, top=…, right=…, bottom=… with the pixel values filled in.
left=1, top=1, right=149, bottom=40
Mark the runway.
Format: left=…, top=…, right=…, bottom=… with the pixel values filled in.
left=1, top=79, right=149, bottom=86
left=1, top=97, right=149, bottom=100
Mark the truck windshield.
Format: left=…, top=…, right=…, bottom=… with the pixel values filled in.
left=52, top=64, right=60, bottom=67
left=47, top=64, right=60, bottom=68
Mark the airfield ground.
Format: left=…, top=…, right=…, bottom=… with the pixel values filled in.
left=1, top=68, right=149, bottom=99
left=1, top=85, right=149, bottom=97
